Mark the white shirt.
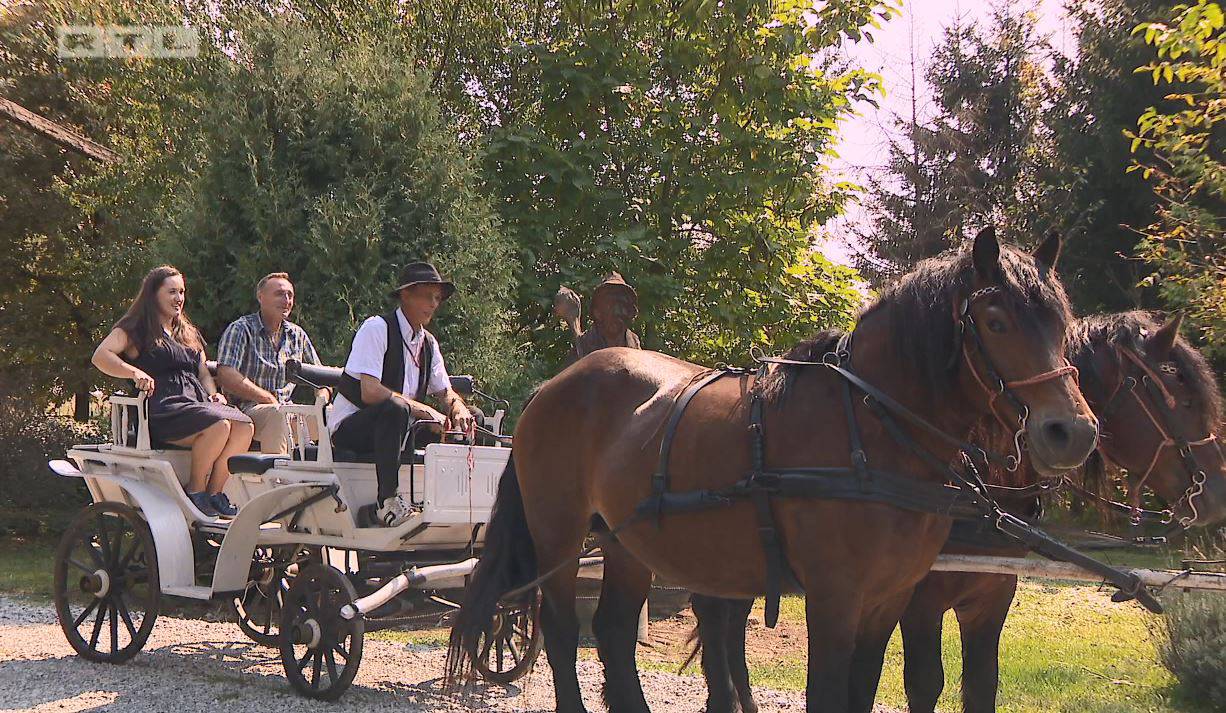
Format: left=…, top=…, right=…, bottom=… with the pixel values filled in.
left=328, top=308, right=451, bottom=433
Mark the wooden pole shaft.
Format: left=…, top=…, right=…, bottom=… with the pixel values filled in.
left=932, top=554, right=1226, bottom=592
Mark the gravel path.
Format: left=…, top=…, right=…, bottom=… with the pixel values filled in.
left=0, top=597, right=900, bottom=712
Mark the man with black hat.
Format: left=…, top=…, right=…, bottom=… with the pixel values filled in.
left=556, top=271, right=642, bottom=367
left=330, top=261, right=475, bottom=527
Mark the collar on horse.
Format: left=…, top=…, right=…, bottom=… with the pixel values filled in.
left=633, top=286, right=1162, bottom=626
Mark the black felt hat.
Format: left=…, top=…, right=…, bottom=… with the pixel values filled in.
left=390, top=261, right=456, bottom=300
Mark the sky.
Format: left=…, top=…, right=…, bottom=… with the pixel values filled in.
left=822, top=0, right=1076, bottom=264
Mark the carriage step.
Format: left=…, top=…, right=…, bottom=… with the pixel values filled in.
left=161, top=585, right=212, bottom=600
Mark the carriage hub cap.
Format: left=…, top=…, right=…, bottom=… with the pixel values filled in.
left=82, top=569, right=110, bottom=598
left=299, top=619, right=322, bottom=649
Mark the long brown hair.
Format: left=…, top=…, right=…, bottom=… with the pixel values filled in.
left=115, top=266, right=204, bottom=354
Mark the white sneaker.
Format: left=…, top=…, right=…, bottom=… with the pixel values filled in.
left=375, top=494, right=416, bottom=528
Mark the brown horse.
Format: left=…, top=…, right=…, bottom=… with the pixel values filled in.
left=901, top=311, right=1226, bottom=713
left=447, top=229, right=1098, bottom=713
left=693, top=311, right=1226, bottom=713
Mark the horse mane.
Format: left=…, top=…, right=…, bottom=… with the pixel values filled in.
left=754, top=330, right=843, bottom=404
left=1068, top=311, right=1222, bottom=432
left=756, top=241, right=1074, bottom=406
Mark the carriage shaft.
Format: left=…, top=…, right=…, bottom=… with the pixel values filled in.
left=932, top=554, right=1226, bottom=592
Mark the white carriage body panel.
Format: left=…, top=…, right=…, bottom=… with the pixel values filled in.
left=422, top=443, right=506, bottom=524
left=58, top=432, right=512, bottom=597
left=57, top=453, right=203, bottom=598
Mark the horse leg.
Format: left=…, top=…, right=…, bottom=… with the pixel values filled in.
left=691, top=594, right=738, bottom=713
left=898, top=585, right=948, bottom=713
left=956, top=578, right=1016, bottom=713
left=725, top=597, right=757, bottom=713
left=532, top=513, right=591, bottom=713
left=593, top=540, right=653, bottom=713
left=847, top=593, right=912, bottom=713
left=804, top=591, right=862, bottom=713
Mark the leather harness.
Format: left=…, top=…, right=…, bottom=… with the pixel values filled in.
left=633, top=288, right=1164, bottom=625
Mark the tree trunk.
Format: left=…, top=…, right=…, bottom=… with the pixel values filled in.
left=74, top=385, right=91, bottom=422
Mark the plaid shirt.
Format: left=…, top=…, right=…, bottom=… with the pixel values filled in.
left=217, top=313, right=320, bottom=409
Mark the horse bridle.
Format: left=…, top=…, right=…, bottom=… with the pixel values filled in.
left=955, top=286, right=1081, bottom=470
left=1099, top=344, right=1224, bottom=529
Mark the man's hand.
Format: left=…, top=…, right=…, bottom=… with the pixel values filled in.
left=449, top=404, right=475, bottom=435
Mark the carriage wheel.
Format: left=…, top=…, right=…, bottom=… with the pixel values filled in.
left=279, top=564, right=363, bottom=700
left=53, top=502, right=160, bottom=663
left=233, top=545, right=317, bottom=647
left=472, top=589, right=543, bottom=684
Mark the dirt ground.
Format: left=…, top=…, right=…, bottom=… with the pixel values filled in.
left=0, top=596, right=902, bottom=713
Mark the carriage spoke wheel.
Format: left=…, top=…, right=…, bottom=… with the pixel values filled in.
left=472, top=589, right=543, bottom=684
left=233, top=546, right=317, bottom=647
left=53, top=502, right=160, bottom=663
left=279, top=564, right=363, bottom=700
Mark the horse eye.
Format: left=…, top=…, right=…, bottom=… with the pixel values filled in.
left=988, top=319, right=1007, bottom=334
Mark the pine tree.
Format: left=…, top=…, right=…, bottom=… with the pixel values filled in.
left=1043, top=0, right=1179, bottom=313
left=856, top=6, right=1049, bottom=283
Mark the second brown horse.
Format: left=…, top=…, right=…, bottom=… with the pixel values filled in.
left=448, top=229, right=1098, bottom=713
left=693, top=311, right=1226, bottom=713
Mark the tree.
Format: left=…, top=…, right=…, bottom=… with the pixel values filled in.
left=0, top=0, right=190, bottom=415
left=255, top=0, right=882, bottom=365
left=855, top=5, right=1050, bottom=283
left=480, top=1, right=886, bottom=365
left=153, top=16, right=521, bottom=390
left=1042, top=0, right=1180, bottom=313
left=1131, top=0, right=1226, bottom=361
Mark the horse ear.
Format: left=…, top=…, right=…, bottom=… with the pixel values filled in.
left=1032, top=230, right=1061, bottom=271
left=1146, top=313, right=1184, bottom=359
left=972, top=226, right=1000, bottom=281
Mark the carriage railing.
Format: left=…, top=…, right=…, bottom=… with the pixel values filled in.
left=110, top=392, right=152, bottom=451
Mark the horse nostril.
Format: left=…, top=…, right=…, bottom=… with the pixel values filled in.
left=1042, top=419, right=1072, bottom=451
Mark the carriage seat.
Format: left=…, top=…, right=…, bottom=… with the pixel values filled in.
left=228, top=453, right=282, bottom=475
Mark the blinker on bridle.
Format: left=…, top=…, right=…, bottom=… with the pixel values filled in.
left=952, top=285, right=1081, bottom=470
left=1100, top=344, right=1224, bottom=529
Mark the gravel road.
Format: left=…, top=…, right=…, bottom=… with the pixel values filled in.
left=0, top=597, right=901, bottom=712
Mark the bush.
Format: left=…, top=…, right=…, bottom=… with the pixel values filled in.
left=1157, top=590, right=1226, bottom=707
left=0, top=408, right=101, bottom=536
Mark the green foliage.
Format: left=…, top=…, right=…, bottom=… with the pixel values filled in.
left=405, top=0, right=885, bottom=364
left=1043, top=0, right=1177, bottom=314
left=1158, top=590, right=1226, bottom=708
left=856, top=6, right=1051, bottom=283
left=0, top=408, right=99, bottom=529
left=149, top=16, right=520, bottom=390
left=0, top=0, right=231, bottom=410
left=1131, top=0, right=1226, bottom=362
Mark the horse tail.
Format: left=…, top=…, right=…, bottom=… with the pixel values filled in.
left=445, top=453, right=538, bottom=687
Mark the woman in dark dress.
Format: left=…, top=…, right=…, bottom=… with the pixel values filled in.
left=92, top=266, right=253, bottom=517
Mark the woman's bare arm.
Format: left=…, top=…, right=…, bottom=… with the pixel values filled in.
left=92, top=328, right=154, bottom=392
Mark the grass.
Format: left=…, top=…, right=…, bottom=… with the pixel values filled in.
left=0, top=536, right=57, bottom=599
left=0, top=533, right=1210, bottom=711
left=636, top=581, right=1209, bottom=713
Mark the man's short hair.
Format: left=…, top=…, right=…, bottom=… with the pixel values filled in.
left=256, top=272, right=291, bottom=296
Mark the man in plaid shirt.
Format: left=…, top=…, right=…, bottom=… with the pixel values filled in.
left=216, top=273, right=325, bottom=453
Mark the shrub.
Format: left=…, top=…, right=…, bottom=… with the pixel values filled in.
left=1157, top=589, right=1226, bottom=707
left=0, top=408, right=101, bottom=536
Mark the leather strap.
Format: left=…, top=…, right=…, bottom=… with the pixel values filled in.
left=649, top=369, right=741, bottom=522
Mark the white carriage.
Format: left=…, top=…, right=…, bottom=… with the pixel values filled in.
left=48, top=360, right=541, bottom=699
